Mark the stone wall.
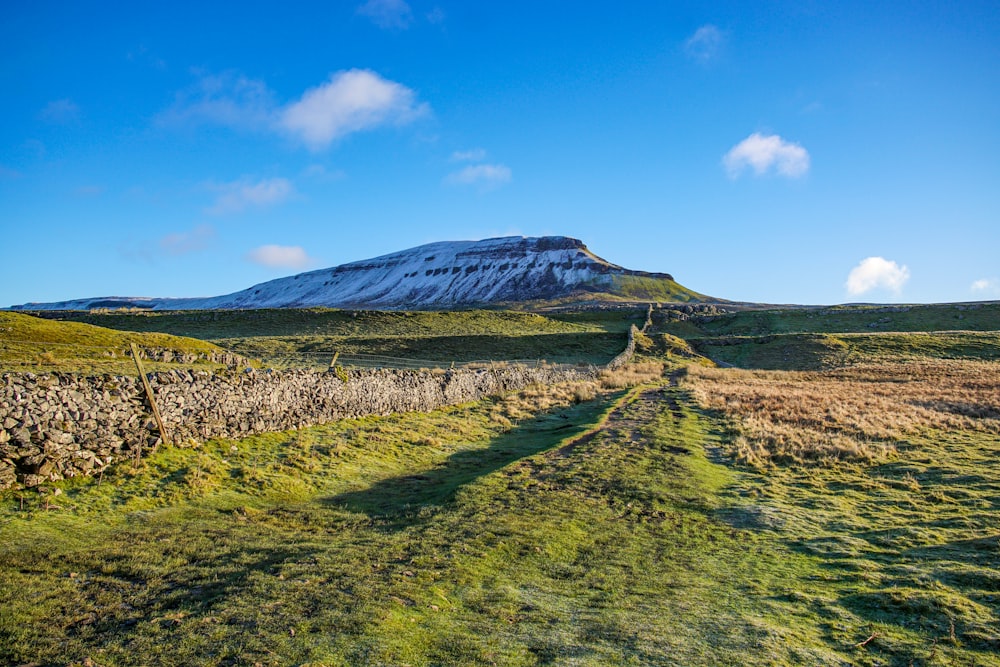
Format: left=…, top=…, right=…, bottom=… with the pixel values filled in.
left=605, top=325, right=639, bottom=371
left=0, top=362, right=601, bottom=489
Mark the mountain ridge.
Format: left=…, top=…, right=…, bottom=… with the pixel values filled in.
left=11, top=236, right=702, bottom=311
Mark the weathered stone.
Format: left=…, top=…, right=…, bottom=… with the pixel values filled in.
left=0, top=461, right=16, bottom=489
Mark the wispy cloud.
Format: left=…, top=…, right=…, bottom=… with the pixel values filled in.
left=723, top=133, right=810, bottom=178
left=280, top=69, right=428, bottom=151
left=158, top=69, right=427, bottom=151
left=356, top=0, right=413, bottom=30
left=302, top=164, right=347, bottom=182
left=445, top=163, right=512, bottom=190
left=426, top=6, right=446, bottom=24
left=156, top=70, right=275, bottom=130
left=971, top=278, right=1000, bottom=296
left=846, top=257, right=910, bottom=296
left=39, top=99, right=80, bottom=124
left=120, top=224, right=216, bottom=263
left=450, top=148, right=487, bottom=162
left=0, top=165, right=22, bottom=180
left=160, top=224, right=215, bottom=255
left=684, top=25, right=725, bottom=63
left=207, top=177, right=294, bottom=215
left=246, top=244, right=315, bottom=269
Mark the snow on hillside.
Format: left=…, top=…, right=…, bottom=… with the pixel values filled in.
left=11, top=236, right=674, bottom=311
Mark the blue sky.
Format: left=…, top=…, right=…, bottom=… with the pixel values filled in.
left=2, top=1, right=998, bottom=307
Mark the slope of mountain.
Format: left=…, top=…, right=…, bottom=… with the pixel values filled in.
left=11, top=236, right=702, bottom=311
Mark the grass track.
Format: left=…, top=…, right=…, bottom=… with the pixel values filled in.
left=0, top=381, right=795, bottom=665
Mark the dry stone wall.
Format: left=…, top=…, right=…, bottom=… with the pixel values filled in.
left=0, top=362, right=602, bottom=489
left=605, top=325, right=640, bottom=371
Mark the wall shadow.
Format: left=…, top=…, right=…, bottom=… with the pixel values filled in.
left=322, top=399, right=610, bottom=530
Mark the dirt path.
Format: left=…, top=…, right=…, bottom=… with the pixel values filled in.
left=547, top=381, right=690, bottom=465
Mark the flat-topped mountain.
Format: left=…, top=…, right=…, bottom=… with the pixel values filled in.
left=12, top=236, right=702, bottom=310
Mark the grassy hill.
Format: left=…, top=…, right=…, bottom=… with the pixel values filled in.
left=511, top=273, right=706, bottom=309
left=0, top=312, right=236, bottom=375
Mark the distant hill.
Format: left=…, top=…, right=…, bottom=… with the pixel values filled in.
left=11, top=236, right=704, bottom=311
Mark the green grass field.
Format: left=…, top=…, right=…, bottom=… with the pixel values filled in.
left=685, top=330, right=1000, bottom=370
left=3, top=364, right=997, bottom=665
left=216, top=331, right=627, bottom=369
left=656, top=301, right=1000, bottom=339
left=28, top=308, right=645, bottom=370
left=34, top=308, right=630, bottom=339
left=2, top=303, right=998, bottom=664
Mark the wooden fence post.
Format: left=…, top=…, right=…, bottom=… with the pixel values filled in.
left=490, top=361, right=504, bottom=391
left=130, top=342, right=169, bottom=453
left=329, top=351, right=340, bottom=371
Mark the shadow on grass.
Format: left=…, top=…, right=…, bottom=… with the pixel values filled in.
left=323, top=397, right=615, bottom=530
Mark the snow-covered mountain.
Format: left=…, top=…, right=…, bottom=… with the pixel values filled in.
left=12, top=236, right=695, bottom=311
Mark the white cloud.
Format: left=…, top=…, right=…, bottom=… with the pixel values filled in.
left=846, top=257, right=911, bottom=296
left=450, top=148, right=487, bottom=162
left=684, top=25, right=724, bottom=63
left=723, top=132, right=810, bottom=178
left=445, top=163, right=512, bottom=189
left=971, top=278, right=1000, bottom=295
left=207, top=177, right=294, bottom=215
left=160, top=225, right=215, bottom=255
left=279, top=69, right=429, bottom=151
left=246, top=244, right=315, bottom=269
left=39, top=99, right=80, bottom=124
left=357, top=0, right=413, bottom=29
left=158, top=69, right=427, bottom=151
left=156, top=71, right=275, bottom=130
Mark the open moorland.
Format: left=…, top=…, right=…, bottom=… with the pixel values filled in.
left=26, top=308, right=644, bottom=370
left=1, top=302, right=999, bottom=665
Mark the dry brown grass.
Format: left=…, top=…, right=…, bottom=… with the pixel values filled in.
left=684, top=359, right=1000, bottom=467
left=597, top=361, right=666, bottom=389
